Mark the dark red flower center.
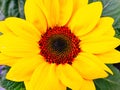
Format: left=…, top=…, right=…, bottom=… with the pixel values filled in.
left=39, top=26, right=80, bottom=65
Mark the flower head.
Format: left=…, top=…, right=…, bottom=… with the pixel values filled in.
left=0, top=0, right=120, bottom=90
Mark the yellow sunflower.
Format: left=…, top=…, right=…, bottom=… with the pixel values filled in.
left=0, top=0, right=120, bottom=90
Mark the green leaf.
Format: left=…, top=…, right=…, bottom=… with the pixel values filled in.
left=0, top=10, right=5, bottom=20
left=115, top=28, right=120, bottom=39
left=2, top=80, right=25, bottom=90
left=0, top=0, right=25, bottom=18
left=94, top=65, right=120, bottom=90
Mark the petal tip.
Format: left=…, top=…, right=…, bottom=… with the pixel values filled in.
left=6, top=72, right=13, bottom=81
left=105, top=68, right=113, bottom=75
left=92, top=1, right=103, bottom=10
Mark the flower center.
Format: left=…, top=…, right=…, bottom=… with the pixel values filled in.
left=52, top=37, right=67, bottom=52
left=39, top=26, right=80, bottom=65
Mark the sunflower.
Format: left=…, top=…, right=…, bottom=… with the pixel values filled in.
left=0, top=0, right=120, bottom=90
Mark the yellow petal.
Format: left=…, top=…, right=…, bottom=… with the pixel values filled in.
left=80, top=37, right=120, bottom=54
left=72, top=53, right=108, bottom=80
left=0, top=21, right=14, bottom=35
left=0, top=34, right=40, bottom=57
left=6, top=55, right=44, bottom=81
left=4, top=17, right=41, bottom=41
left=28, top=63, right=66, bottom=90
left=68, top=2, right=102, bottom=36
left=25, top=0, right=47, bottom=33
left=24, top=81, right=30, bottom=90
left=80, top=80, right=95, bottom=90
left=80, top=0, right=88, bottom=5
left=104, top=27, right=115, bottom=36
left=69, top=0, right=88, bottom=25
left=79, top=52, right=113, bottom=74
left=80, top=17, right=115, bottom=40
left=72, top=0, right=88, bottom=15
left=97, top=49, right=120, bottom=64
left=0, top=53, right=20, bottom=66
left=35, top=0, right=59, bottom=27
left=56, top=64, right=83, bottom=90
left=73, top=0, right=88, bottom=9
left=58, top=0, right=73, bottom=26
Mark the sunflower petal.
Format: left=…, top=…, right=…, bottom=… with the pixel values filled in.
left=0, top=34, right=40, bottom=57
left=80, top=37, right=120, bottom=54
left=28, top=63, right=66, bottom=90
left=24, top=81, right=30, bottom=90
left=6, top=55, right=43, bottom=81
left=35, top=0, right=59, bottom=27
left=25, top=0, right=47, bottom=33
left=4, top=17, right=40, bottom=41
left=80, top=80, right=95, bottom=90
left=0, top=21, right=14, bottom=35
left=72, top=54, right=108, bottom=80
left=79, top=0, right=88, bottom=5
left=72, top=0, right=88, bottom=15
left=0, top=53, right=19, bottom=66
left=68, top=2, right=102, bottom=36
left=58, top=0, right=73, bottom=26
left=57, top=64, right=83, bottom=90
left=79, top=52, right=113, bottom=74
left=80, top=17, right=115, bottom=40
left=97, top=49, right=120, bottom=64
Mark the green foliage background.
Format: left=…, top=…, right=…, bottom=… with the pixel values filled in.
left=0, top=0, right=120, bottom=90
left=0, top=0, right=25, bottom=19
